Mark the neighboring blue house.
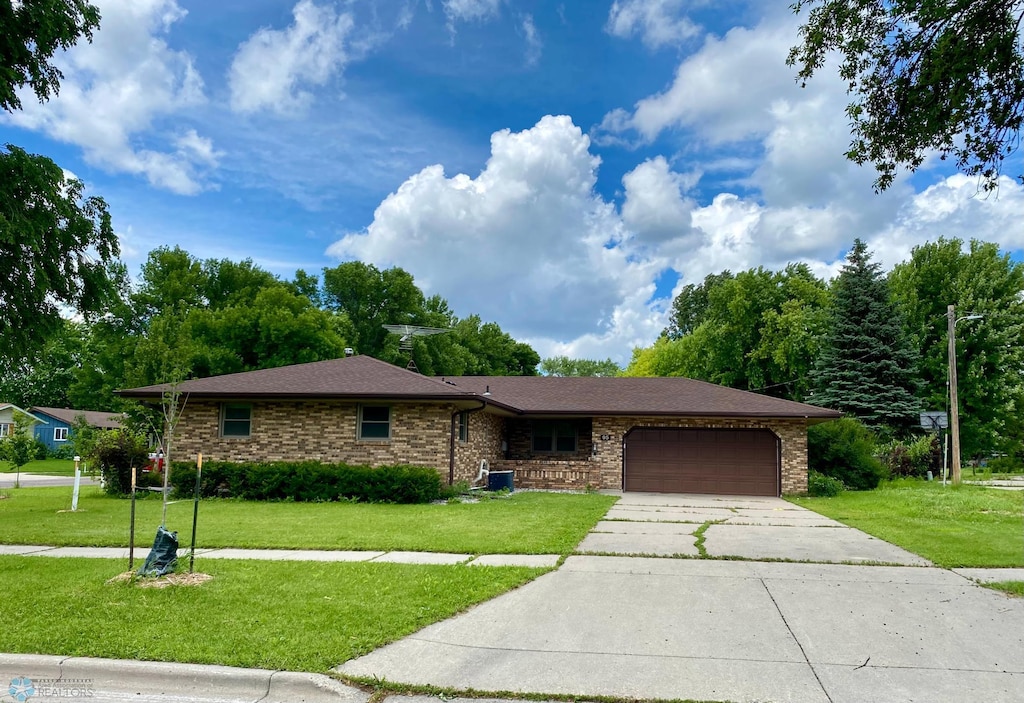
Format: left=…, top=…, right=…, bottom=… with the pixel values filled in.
left=29, top=407, right=124, bottom=453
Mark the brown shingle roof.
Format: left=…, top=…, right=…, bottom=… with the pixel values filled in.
left=438, top=375, right=841, bottom=418
left=118, top=355, right=480, bottom=402
left=118, top=355, right=840, bottom=419
left=31, top=407, right=124, bottom=429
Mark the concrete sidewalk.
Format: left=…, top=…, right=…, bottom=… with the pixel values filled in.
left=0, top=544, right=560, bottom=567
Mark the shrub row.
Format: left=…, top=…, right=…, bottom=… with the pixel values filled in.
left=168, top=460, right=443, bottom=504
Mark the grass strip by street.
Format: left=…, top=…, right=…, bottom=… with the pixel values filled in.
left=789, top=479, right=1024, bottom=568
left=984, top=581, right=1024, bottom=597
left=0, top=555, right=547, bottom=671
left=0, top=459, right=79, bottom=475
left=0, top=486, right=617, bottom=554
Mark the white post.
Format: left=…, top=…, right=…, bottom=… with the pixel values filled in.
left=942, top=434, right=949, bottom=486
left=71, top=455, right=82, bottom=511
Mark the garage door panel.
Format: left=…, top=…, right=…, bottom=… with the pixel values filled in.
left=624, top=427, right=779, bottom=496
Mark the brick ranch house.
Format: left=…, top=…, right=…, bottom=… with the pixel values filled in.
left=119, top=355, right=841, bottom=496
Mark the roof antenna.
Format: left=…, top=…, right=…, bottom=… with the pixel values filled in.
left=382, top=324, right=451, bottom=373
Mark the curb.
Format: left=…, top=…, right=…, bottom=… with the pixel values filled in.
left=0, top=654, right=368, bottom=703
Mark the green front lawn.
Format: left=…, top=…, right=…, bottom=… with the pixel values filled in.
left=790, top=480, right=1024, bottom=568
left=0, top=459, right=78, bottom=475
left=0, top=486, right=617, bottom=554
left=0, top=555, right=545, bottom=671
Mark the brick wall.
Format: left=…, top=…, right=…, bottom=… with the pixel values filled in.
left=171, top=402, right=811, bottom=494
left=452, top=410, right=505, bottom=483
left=171, top=400, right=457, bottom=477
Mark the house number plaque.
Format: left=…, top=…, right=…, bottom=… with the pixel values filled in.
left=599, top=434, right=613, bottom=441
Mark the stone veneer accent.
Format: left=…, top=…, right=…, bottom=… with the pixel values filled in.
left=492, top=459, right=596, bottom=490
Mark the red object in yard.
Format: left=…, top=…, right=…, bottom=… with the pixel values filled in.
left=145, top=452, right=165, bottom=474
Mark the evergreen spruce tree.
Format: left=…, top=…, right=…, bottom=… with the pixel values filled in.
left=811, top=239, right=920, bottom=432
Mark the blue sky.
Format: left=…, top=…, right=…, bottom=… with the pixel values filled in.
left=3, top=0, right=1022, bottom=362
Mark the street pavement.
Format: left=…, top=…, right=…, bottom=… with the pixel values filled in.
left=0, top=472, right=99, bottom=489
left=0, top=653, right=368, bottom=703
left=338, top=492, right=1024, bottom=703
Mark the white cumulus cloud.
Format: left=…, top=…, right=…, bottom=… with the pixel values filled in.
left=327, top=115, right=662, bottom=347
left=229, top=0, right=354, bottom=115
left=4, top=0, right=214, bottom=195
left=621, top=156, right=700, bottom=245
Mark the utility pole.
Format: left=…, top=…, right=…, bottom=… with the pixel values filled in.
left=947, top=304, right=962, bottom=485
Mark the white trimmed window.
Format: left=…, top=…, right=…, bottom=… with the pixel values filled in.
left=221, top=404, right=252, bottom=437
left=358, top=406, right=391, bottom=440
left=54, top=427, right=69, bottom=442
left=0, top=423, right=9, bottom=438
left=458, top=411, right=469, bottom=443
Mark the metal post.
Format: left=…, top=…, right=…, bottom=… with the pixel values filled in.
left=947, top=305, right=963, bottom=485
left=189, top=454, right=202, bottom=573
left=129, top=465, right=137, bottom=570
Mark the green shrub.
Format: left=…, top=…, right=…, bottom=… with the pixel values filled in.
left=880, top=434, right=942, bottom=478
left=169, top=460, right=443, bottom=504
left=807, top=470, right=845, bottom=497
left=32, top=437, right=48, bottom=460
left=808, top=417, right=887, bottom=490
left=986, top=456, right=1024, bottom=474
left=50, top=443, right=76, bottom=460
left=93, top=429, right=150, bottom=496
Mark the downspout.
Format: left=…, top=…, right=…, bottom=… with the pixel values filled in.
left=449, top=399, right=487, bottom=485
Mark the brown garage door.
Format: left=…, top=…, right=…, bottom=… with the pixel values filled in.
left=624, top=427, right=779, bottom=496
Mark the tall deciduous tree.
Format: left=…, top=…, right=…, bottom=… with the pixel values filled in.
left=0, top=0, right=100, bottom=111
left=889, top=238, right=1024, bottom=458
left=322, top=262, right=425, bottom=356
left=540, top=356, right=621, bottom=377
left=810, top=239, right=920, bottom=431
left=663, top=271, right=733, bottom=339
left=789, top=0, right=1024, bottom=191
left=0, top=320, right=90, bottom=408
left=627, top=264, right=830, bottom=401
left=0, top=145, right=121, bottom=361
left=2, top=1, right=120, bottom=363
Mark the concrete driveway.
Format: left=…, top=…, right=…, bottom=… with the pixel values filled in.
left=580, top=492, right=930, bottom=565
left=338, top=492, right=1024, bottom=703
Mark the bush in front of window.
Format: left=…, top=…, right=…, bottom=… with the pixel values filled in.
left=168, top=460, right=443, bottom=504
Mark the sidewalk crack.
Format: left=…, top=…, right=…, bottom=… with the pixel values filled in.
left=760, top=577, right=835, bottom=703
